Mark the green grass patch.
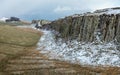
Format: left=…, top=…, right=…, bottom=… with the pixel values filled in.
left=0, top=25, right=40, bottom=46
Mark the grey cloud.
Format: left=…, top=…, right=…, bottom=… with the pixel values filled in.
left=0, top=0, right=120, bottom=20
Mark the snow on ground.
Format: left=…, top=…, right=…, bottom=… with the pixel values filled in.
left=94, top=8, right=120, bottom=14
left=0, top=17, right=9, bottom=22
left=71, top=8, right=120, bottom=17
left=37, top=30, right=120, bottom=67
left=106, top=8, right=120, bottom=14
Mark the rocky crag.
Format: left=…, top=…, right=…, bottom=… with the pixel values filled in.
left=42, top=7, right=120, bottom=49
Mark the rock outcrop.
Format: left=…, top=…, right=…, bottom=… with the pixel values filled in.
left=42, top=7, right=120, bottom=50
left=48, top=14, right=120, bottom=42
left=6, top=17, right=20, bottom=22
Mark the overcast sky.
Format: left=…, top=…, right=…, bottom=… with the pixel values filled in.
left=0, top=0, right=120, bottom=21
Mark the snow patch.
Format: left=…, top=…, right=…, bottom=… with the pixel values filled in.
left=95, top=8, right=120, bottom=14
left=37, top=30, right=120, bottom=67
left=0, top=17, right=9, bottom=22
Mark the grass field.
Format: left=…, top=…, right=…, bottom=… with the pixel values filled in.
left=0, top=25, right=42, bottom=74
left=0, top=26, right=41, bottom=46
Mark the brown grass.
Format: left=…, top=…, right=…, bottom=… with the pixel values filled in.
left=0, top=25, right=42, bottom=75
